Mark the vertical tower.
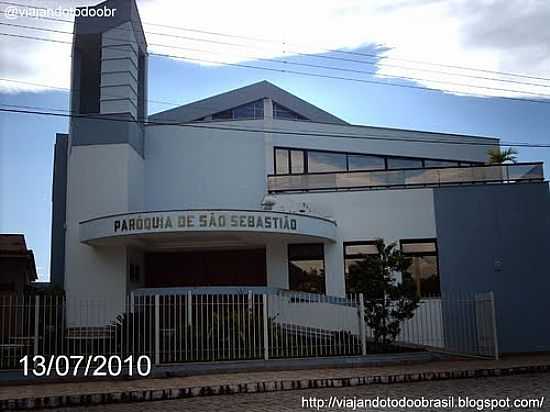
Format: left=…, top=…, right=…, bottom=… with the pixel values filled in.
left=70, top=0, right=147, bottom=149
left=52, top=0, right=147, bottom=319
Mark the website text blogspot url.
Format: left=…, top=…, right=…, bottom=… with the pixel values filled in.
left=301, top=395, right=545, bottom=411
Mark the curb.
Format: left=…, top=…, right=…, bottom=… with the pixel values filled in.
left=2, top=364, right=550, bottom=410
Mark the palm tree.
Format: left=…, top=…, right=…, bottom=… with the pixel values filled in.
left=488, top=147, right=518, bottom=164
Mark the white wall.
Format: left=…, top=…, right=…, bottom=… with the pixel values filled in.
left=144, top=122, right=267, bottom=210
left=64, top=144, right=143, bottom=325
left=64, top=116, right=481, bottom=320
left=265, top=240, right=289, bottom=289
left=272, top=189, right=436, bottom=296
left=268, top=119, right=496, bottom=169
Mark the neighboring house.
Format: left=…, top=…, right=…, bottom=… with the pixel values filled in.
left=0, top=234, right=37, bottom=294
left=48, top=0, right=550, bottom=353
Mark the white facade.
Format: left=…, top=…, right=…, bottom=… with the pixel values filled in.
left=61, top=99, right=496, bottom=311
left=55, top=1, right=505, bottom=324
left=47, top=0, right=549, bottom=356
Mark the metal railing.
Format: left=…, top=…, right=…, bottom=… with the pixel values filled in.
left=268, top=162, right=544, bottom=192
left=0, top=291, right=498, bottom=369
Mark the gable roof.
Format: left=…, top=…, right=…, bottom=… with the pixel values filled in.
left=149, top=81, right=347, bottom=125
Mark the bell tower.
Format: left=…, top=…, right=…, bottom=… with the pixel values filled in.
left=70, top=0, right=147, bottom=154
left=58, top=0, right=148, bottom=313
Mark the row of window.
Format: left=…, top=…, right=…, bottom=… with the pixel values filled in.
left=212, top=100, right=265, bottom=120
left=208, top=100, right=309, bottom=121
left=275, top=147, right=479, bottom=175
left=288, top=239, right=440, bottom=297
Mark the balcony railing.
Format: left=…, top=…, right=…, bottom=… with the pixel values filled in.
left=268, top=162, right=544, bottom=193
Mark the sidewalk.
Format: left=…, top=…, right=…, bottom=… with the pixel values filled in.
left=1, top=354, right=549, bottom=410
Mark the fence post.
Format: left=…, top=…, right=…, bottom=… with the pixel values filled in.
left=262, top=294, right=269, bottom=360
left=155, top=295, right=160, bottom=365
left=33, top=295, right=40, bottom=356
left=489, top=291, right=499, bottom=360
left=358, top=294, right=367, bottom=356
left=186, top=291, right=192, bottom=327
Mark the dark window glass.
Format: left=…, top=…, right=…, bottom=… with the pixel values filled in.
left=401, top=239, right=440, bottom=297
left=273, top=102, right=308, bottom=121
left=77, top=33, right=102, bottom=114
left=424, top=160, right=459, bottom=168
left=275, top=149, right=289, bottom=175
left=308, top=151, right=347, bottom=173
left=212, top=109, right=232, bottom=120
left=348, top=154, right=385, bottom=171
left=137, top=52, right=146, bottom=121
left=212, top=100, right=264, bottom=120
left=233, top=105, right=255, bottom=119
left=344, top=242, right=378, bottom=277
left=387, top=157, right=423, bottom=170
left=344, top=241, right=379, bottom=293
left=290, top=150, right=305, bottom=174
left=288, top=243, right=325, bottom=294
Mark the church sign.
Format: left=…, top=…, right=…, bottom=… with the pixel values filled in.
left=79, top=209, right=337, bottom=244
left=113, top=211, right=298, bottom=233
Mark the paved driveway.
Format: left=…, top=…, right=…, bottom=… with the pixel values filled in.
left=34, top=373, right=549, bottom=411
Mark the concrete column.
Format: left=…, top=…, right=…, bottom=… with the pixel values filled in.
left=263, top=98, right=273, bottom=120
left=324, top=240, right=346, bottom=297
left=266, top=241, right=289, bottom=289
left=263, top=98, right=275, bottom=177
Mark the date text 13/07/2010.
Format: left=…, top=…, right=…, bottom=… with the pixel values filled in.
left=19, top=355, right=151, bottom=377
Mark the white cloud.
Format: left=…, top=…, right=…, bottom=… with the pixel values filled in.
left=1, top=0, right=549, bottom=97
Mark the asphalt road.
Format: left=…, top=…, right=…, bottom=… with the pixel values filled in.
left=35, top=373, right=550, bottom=411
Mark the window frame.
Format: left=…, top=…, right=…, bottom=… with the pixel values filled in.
left=272, top=146, right=483, bottom=177
left=212, top=100, right=264, bottom=121
left=288, top=243, right=326, bottom=294
left=343, top=240, right=380, bottom=294
left=273, top=102, right=309, bottom=121
left=343, top=240, right=380, bottom=261
left=306, top=150, right=348, bottom=174
left=400, top=238, right=440, bottom=298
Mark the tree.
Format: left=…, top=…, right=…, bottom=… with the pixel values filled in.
left=347, top=239, right=419, bottom=345
left=488, top=147, right=517, bottom=164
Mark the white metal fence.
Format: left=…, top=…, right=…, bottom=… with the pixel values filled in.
left=0, top=291, right=498, bottom=369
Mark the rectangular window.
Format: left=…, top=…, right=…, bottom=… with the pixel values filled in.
left=387, top=157, right=423, bottom=170
left=212, top=100, right=264, bottom=120
left=273, top=102, right=307, bottom=120
left=233, top=105, right=255, bottom=119
left=76, top=33, right=102, bottom=114
left=308, top=151, right=347, bottom=173
left=290, top=150, right=305, bottom=174
left=348, top=154, right=385, bottom=171
left=212, top=109, right=232, bottom=120
left=343, top=241, right=379, bottom=291
left=401, top=239, right=440, bottom=297
left=288, top=243, right=325, bottom=294
left=424, top=160, right=459, bottom=168
left=275, top=149, right=289, bottom=175
left=272, top=147, right=472, bottom=179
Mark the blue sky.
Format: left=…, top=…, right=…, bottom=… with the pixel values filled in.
left=1, top=0, right=549, bottom=281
